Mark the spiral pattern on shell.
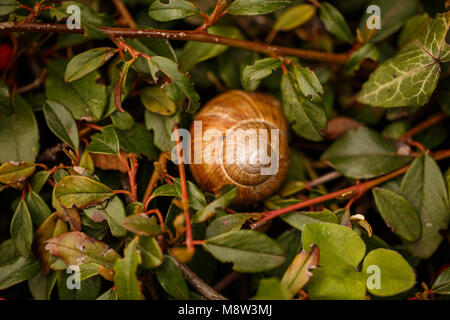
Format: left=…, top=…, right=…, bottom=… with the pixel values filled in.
left=189, top=90, right=290, bottom=205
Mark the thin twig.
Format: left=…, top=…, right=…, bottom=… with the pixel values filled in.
left=0, top=22, right=349, bottom=63
left=173, top=125, right=194, bottom=252
left=176, top=261, right=228, bottom=300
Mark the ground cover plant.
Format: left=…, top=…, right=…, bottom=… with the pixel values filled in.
left=0, top=0, right=449, bottom=300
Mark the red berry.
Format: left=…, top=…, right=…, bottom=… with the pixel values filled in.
left=0, top=43, right=14, bottom=71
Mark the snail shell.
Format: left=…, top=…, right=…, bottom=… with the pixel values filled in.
left=189, top=90, right=290, bottom=205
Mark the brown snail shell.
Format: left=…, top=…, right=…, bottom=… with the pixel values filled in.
left=189, top=90, right=290, bottom=205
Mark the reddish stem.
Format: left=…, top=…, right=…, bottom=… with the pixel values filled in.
left=173, top=125, right=194, bottom=253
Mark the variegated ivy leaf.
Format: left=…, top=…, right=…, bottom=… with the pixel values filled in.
left=358, top=13, right=450, bottom=108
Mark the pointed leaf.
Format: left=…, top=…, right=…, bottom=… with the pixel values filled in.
left=113, top=237, right=144, bottom=300
left=281, top=245, right=319, bottom=298
left=65, top=47, right=116, bottom=82
left=10, top=200, right=34, bottom=257
left=358, top=13, right=450, bottom=107
left=362, top=248, right=416, bottom=296
left=319, top=2, right=354, bottom=43
left=84, top=196, right=127, bottom=237
left=54, top=175, right=114, bottom=210
left=192, top=185, right=238, bottom=223
left=0, top=161, right=35, bottom=188
left=203, top=230, right=285, bottom=273
left=400, top=155, right=450, bottom=258
left=372, top=188, right=421, bottom=242
left=227, top=0, right=291, bottom=16
left=148, top=0, right=198, bottom=22
left=302, top=222, right=366, bottom=268
left=273, top=4, right=316, bottom=31
left=45, top=231, right=121, bottom=270
left=122, top=213, right=161, bottom=236
left=155, top=255, right=189, bottom=299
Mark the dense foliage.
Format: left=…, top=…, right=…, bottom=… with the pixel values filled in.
left=0, top=0, right=449, bottom=300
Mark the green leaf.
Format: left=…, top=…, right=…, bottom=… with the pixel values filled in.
left=0, top=240, right=40, bottom=290
left=0, top=161, right=35, bottom=188
left=281, top=209, right=338, bottom=231
left=145, top=110, right=181, bottom=152
left=372, top=188, right=421, bottom=242
left=227, top=0, right=291, bottom=16
left=307, top=264, right=366, bottom=300
left=267, top=230, right=302, bottom=278
left=302, top=223, right=366, bottom=268
left=319, top=2, right=354, bottom=43
left=358, top=13, right=450, bottom=108
left=54, top=175, right=114, bottom=210
left=127, top=38, right=177, bottom=66
left=114, top=237, right=144, bottom=300
left=30, top=171, right=51, bottom=193
left=281, top=71, right=327, bottom=141
left=273, top=4, right=316, bottom=31
left=148, top=0, right=198, bottom=22
left=65, top=47, right=116, bottom=82
left=25, top=191, right=52, bottom=227
left=242, top=58, right=282, bottom=83
left=140, top=86, right=177, bottom=116
left=57, top=273, right=101, bottom=300
left=359, top=0, right=420, bottom=43
left=0, top=0, right=18, bottom=15
left=138, top=236, right=163, bottom=269
left=84, top=196, right=127, bottom=237
left=43, top=101, right=79, bottom=151
left=46, top=60, right=107, bottom=122
left=179, top=25, right=245, bottom=71
left=252, top=278, right=289, bottom=300
left=432, top=268, right=450, bottom=295
left=362, top=248, right=416, bottom=297
left=10, top=200, right=34, bottom=258
left=321, top=126, right=412, bottom=179
left=45, top=231, right=121, bottom=270
left=203, top=230, right=285, bottom=273
left=0, top=94, right=40, bottom=163
left=86, top=127, right=120, bottom=155
left=192, top=185, right=238, bottom=223
left=111, top=111, right=134, bottom=130
left=400, top=155, right=450, bottom=259
left=116, top=124, right=158, bottom=159
left=281, top=245, right=319, bottom=298
left=122, top=213, right=161, bottom=237
left=205, top=213, right=252, bottom=239
left=0, top=79, right=12, bottom=116
left=149, top=56, right=200, bottom=113
left=155, top=255, right=189, bottom=299
left=345, top=43, right=379, bottom=76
